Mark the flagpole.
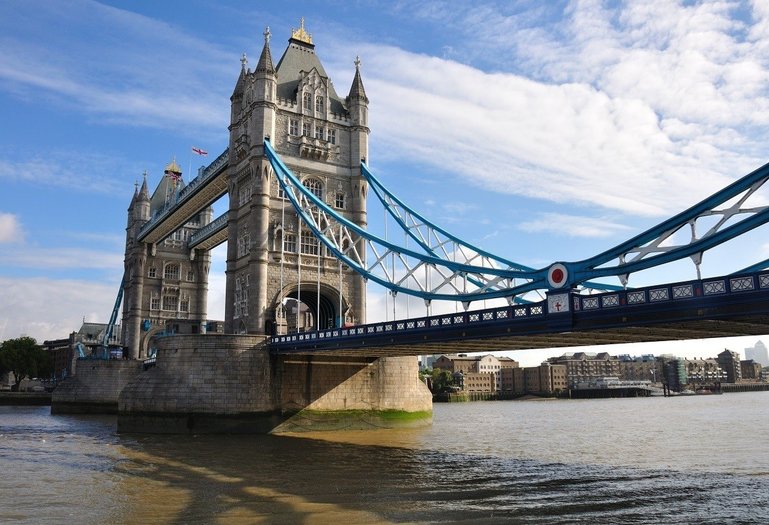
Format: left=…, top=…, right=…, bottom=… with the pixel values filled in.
left=187, top=146, right=192, bottom=182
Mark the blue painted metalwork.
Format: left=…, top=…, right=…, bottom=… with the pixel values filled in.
left=97, top=273, right=125, bottom=359
left=266, top=139, right=769, bottom=302
left=270, top=269, right=769, bottom=353
left=567, top=160, right=769, bottom=286
left=361, top=161, right=624, bottom=296
left=265, top=140, right=547, bottom=302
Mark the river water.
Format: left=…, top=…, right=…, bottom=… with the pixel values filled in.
left=1, top=393, right=768, bottom=524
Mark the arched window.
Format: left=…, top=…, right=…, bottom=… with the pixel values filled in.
left=164, top=263, right=180, bottom=280
left=315, top=95, right=324, bottom=114
left=303, top=178, right=323, bottom=199
left=303, top=92, right=312, bottom=112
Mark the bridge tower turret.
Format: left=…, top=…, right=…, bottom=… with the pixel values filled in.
left=121, top=163, right=212, bottom=359
left=224, top=21, right=369, bottom=334
left=122, top=174, right=151, bottom=359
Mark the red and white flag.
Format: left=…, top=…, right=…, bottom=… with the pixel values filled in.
left=192, top=147, right=208, bottom=156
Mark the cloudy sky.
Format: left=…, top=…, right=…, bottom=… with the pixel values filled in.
left=2, top=0, right=769, bottom=365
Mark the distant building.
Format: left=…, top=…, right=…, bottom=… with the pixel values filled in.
left=43, top=321, right=124, bottom=380
left=434, top=354, right=520, bottom=393
left=745, top=341, right=769, bottom=367
left=682, top=358, right=726, bottom=385
left=548, top=352, right=621, bottom=387
left=617, top=354, right=660, bottom=383
left=661, top=357, right=687, bottom=392
left=718, top=350, right=742, bottom=383
left=740, top=360, right=762, bottom=381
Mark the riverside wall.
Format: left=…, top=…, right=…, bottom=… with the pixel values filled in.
left=51, top=359, right=143, bottom=414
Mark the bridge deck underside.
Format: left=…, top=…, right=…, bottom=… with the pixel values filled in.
left=275, top=317, right=769, bottom=357
left=272, top=289, right=769, bottom=357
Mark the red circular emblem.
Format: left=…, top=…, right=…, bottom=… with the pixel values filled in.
left=547, top=263, right=568, bottom=288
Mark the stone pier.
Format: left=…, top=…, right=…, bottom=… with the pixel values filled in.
left=115, top=334, right=432, bottom=434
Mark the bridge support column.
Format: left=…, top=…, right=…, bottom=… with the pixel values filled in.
left=117, top=334, right=432, bottom=433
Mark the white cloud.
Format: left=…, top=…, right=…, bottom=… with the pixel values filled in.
left=318, top=1, right=769, bottom=222
left=519, top=213, right=633, bottom=238
left=0, top=212, right=23, bottom=243
left=0, top=246, right=123, bottom=271
left=0, top=277, right=118, bottom=342
left=0, top=0, right=231, bottom=135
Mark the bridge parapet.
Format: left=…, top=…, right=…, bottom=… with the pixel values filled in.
left=270, top=270, right=769, bottom=354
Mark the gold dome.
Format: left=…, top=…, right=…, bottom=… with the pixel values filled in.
left=164, top=157, right=182, bottom=174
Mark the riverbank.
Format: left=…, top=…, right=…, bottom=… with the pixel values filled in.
left=0, top=392, right=51, bottom=406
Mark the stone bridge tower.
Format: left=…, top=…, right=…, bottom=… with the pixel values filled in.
left=225, top=22, right=369, bottom=335
left=122, top=164, right=213, bottom=359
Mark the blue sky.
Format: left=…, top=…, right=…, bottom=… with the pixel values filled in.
left=2, top=0, right=769, bottom=364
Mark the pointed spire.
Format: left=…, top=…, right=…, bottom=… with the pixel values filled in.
left=232, top=53, right=247, bottom=98
left=348, top=55, right=368, bottom=102
left=138, top=170, right=150, bottom=201
left=255, top=26, right=275, bottom=74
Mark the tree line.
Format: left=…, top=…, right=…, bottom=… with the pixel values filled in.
left=0, top=337, right=52, bottom=392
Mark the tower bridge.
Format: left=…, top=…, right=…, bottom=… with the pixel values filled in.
left=53, top=21, right=769, bottom=433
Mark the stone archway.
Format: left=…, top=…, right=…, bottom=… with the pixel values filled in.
left=271, top=283, right=347, bottom=335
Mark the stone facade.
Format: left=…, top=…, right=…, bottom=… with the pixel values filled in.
left=122, top=164, right=213, bottom=359
left=224, top=26, right=368, bottom=336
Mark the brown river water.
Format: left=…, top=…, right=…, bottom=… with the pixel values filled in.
left=1, top=392, right=768, bottom=524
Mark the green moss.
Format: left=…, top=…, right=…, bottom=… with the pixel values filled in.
left=273, top=408, right=433, bottom=433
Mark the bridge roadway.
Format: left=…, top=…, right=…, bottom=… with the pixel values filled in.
left=270, top=271, right=769, bottom=357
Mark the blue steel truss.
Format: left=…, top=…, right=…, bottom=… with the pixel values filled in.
left=265, top=140, right=769, bottom=304
left=360, top=161, right=624, bottom=298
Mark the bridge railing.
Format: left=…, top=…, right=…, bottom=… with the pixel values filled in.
left=271, top=300, right=547, bottom=346
left=138, top=149, right=229, bottom=239
left=572, top=271, right=769, bottom=312
left=270, top=270, right=769, bottom=347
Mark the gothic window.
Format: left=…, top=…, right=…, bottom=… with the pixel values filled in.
left=278, top=186, right=286, bottom=199
left=180, top=297, right=190, bottom=312
left=315, top=95, right=324, bottom=114
left=315, top=126, right=324, bottom=140
left=237, top=229, right=251, bottom=258
left=238, top=183, right=253, bottom=207
left=327, top=129, right=336, bottom=145
left=302, top=122, right=311, bottom=136
left=335, top=193, right=345, bottom=209
left=148, top=267, right=157, bottom=278
left=186, top=270, right=194, bottom=282
left=234, top=275, right=249, bottom=318
left=303, top=92, right=312, bottom=112
left=164, top=263, right=180, bottom=280
left=283, top=233, right=296, bottom=253
left=289, top=118, right=299, bottom=136
left=300, top=230, right=319, bottom=255
left=150, top=295, right=160, bottom=310
left=303, top=178, right=323, bottom=199
left=162, top=294, right=178, bottom=311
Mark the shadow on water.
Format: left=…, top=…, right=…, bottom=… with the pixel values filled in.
left=3, top=406, right=769, bottom=524
left=107, top=429, right=769, bottom=525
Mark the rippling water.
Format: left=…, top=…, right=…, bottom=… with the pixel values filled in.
left=1, top=393, right=768, bottom=524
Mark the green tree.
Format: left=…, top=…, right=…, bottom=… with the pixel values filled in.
left=0, top=337, right=52, bottom=391
left=430, top=368, right=457, bottom=394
